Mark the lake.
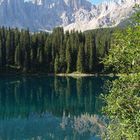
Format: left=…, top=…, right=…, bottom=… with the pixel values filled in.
left=0, top=75, right=112, bottom=140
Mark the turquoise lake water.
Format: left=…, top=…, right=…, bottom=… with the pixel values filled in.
left=0, top=76, right=112, bottom=140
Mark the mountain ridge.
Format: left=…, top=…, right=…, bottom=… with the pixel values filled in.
left=0, top=0, right=139, bottom=31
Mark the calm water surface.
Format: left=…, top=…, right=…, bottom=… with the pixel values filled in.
left=0, top=76, right=112, bottom=140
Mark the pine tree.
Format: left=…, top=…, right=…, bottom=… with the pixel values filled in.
left=44, top=37, right=52, bottom=72
left=15, top=44, right=21, bottom=67
left=1, top=27, right=6, bottom=67
left=38, top=47, right=43, bottom=64
left=23, top=30, right=31, bottom=72
left=31, top=34, right=38, bottom=71
left=54, top=55, right=59, bottom=74
left=89, top=35, right=97, bottom=72
left=76, top=44, right=84, bottom=73
left=85, top=33, right=92, bottom=72
left=66, top=39, right=72, bottom=73
left=19, top=32, right=24, bottom=69
left=6, top=31, right=11, bottom=65
left=14, top=28, right=20, bottom=47
left=10, top=30, right=15, bottom=65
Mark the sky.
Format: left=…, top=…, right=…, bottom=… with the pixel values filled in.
left=25, top=0, right=105, bottom=5
left=89, top=0, right=104, bottom=4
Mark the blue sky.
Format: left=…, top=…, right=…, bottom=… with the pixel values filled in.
left=25, top=0, right=104, bottom=5
left=89, top=0, right=104, bottom=4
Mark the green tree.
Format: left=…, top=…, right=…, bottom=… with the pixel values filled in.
left=15, top=44, right=22, bottom=67
left=84, top=33, right=90, bottom=72
left=44, top=37, right=52, bottom=72
left=76, top=44, right=85, bottom=73
left=6, top=31, right=11, bottom=65
left=103, top=12, right=140, bottom=74
left=37, top=47, right=43, bottom=64
left=89, top=35, right=95, bottom=72
left=23, top=30, right=31, bottom=72
left=102, top=74, right=140, bottom=140
left=102, top=10, right=140, bottom=140
left=59, top=44, right=66, bottom=73
left=54, top=54, right=59, bottom=74
left=66, top=39, right=72, bottom=73
left=1, top=27, right=6, bottom=67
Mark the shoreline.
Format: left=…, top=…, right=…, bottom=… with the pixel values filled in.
left=0, top=73, right=116, bottom=77
left=0, top=70, right=117, bottom=77
left=48, top=73, right=117, bottom=77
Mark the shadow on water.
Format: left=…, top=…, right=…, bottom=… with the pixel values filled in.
left=0, top=75, right=114, bottom=140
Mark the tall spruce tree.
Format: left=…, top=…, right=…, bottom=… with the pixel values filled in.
left=23, top=30, right=31, bottom=72
left=66, top=39, right=72, bottom=73
left=6, top=31, right=11, bottom=65
left=15, top=44, right=22, bottom=67
left=54, top=54, right=59, bottom=73
left=1, top=27, right=6, bottom=67
left=89, top=34, right=94, bottom=72
left=76, top=44, right=84, bottom=73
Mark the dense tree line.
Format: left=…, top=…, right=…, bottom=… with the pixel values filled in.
left=0, top=26, right=113, bottom=74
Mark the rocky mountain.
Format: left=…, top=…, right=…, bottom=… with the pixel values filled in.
left=0, top=0, right=139, bottom=31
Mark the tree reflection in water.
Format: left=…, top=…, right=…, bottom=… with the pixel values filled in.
left=0, top=76, right=112, bottom=140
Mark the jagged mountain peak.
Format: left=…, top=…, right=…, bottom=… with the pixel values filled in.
left=0, top=0, right=139, bottom=31
left=26, top=0, right=92, bottom=10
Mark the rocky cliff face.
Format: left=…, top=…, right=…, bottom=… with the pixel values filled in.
left=0, top=0, right=139, bottom=31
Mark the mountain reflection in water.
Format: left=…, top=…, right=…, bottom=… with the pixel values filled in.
left=0, top=76, right=113, bottom=140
